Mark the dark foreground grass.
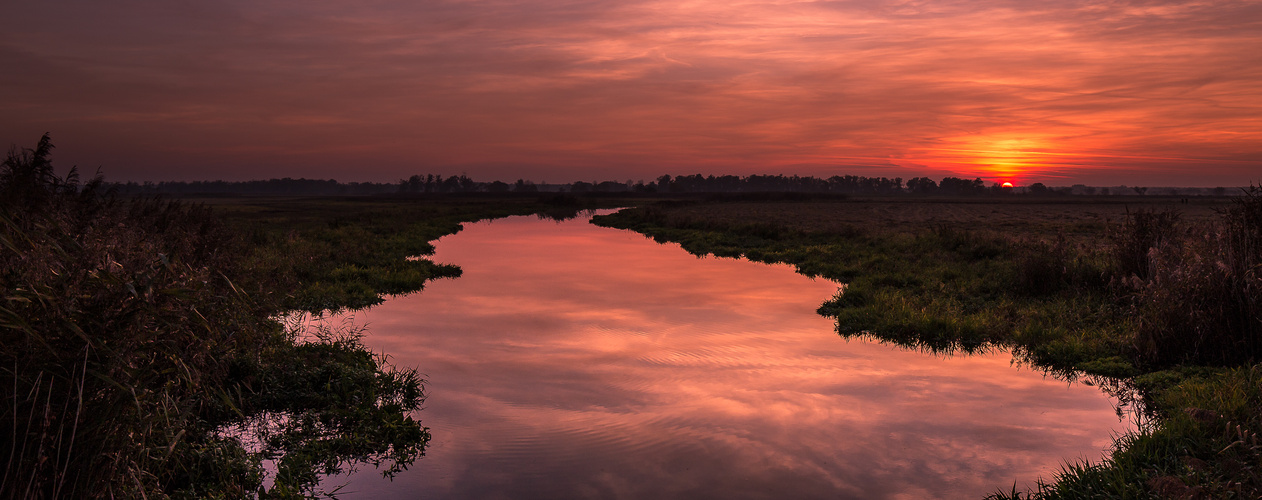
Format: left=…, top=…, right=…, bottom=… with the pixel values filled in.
left=1, top=137, right=438, bottom=498
left=593, top=193, right=1261, bottom=498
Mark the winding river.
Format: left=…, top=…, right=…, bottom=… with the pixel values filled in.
left=318, top=211, right=1132, bottom=499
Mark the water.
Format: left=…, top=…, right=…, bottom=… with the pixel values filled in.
left=318, top=211, right=1132, bottom=499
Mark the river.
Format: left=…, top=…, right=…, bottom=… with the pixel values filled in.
left=315, top=210, right=1132, bottom=499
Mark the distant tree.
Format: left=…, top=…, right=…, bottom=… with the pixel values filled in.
left=1133, top=186, right=1148, bottom=196
left=513, top=179, right=538, bottom=193
left=594, top=180, right=629, bottom=192
left=486, top=180, right=510, bottom=192
left=440, top=175, right=459, bottom=192
left=906, top=177, right=938, bottom=194
left=1028, top=183, right=1049, bottom=195
left=656, top=175, right=673, bottom=192
left=938, top=177, right=984, bottom=196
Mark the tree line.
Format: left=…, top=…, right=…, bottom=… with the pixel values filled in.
left=105, top=173, right=1230, bottom=197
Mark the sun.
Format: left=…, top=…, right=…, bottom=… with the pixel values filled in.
left=1002, top=182, right=1014, bottom=188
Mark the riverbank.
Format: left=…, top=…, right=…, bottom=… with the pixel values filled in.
left=592, top=193, right=1262, bottom=497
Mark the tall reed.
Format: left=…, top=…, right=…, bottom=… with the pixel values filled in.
left=1118, top=189, right=1262, bottom=366
left=2, top=135, right=430, bottom=497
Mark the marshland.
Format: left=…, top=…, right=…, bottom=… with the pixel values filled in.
left=4, top=139, right=1260, bottom=498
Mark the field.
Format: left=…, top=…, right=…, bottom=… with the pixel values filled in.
left=630, top=195, right=1225, bottom=240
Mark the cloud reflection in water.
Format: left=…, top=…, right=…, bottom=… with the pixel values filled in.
left=328, top=213, right=1132, bottom=499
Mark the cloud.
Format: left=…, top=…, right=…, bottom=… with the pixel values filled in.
left=1, top=0, right=1258, bottom=184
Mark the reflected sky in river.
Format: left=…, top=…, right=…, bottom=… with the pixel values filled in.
left=324, top=212, right=1132, bottom=499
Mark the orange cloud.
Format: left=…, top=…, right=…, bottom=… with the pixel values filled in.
left=1, top=0, right=1258, bottom=184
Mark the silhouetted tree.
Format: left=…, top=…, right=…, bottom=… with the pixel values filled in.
left=938, top=177, right=984, bottom=196
left=906, top=177, right=937, bottom=194
left=486, top=180, right=510, bottom=192
left=656, top=175, right=673, bottom=192
left=513, top=179, right=538, bottom=193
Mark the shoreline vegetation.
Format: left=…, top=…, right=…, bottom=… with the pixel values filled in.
left=6, top=134, right=1260, bottom=497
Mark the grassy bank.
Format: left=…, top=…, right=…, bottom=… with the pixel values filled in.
left=206, top=192, right=630, bottom=312
left=592, top=193, right=1262, bottom=498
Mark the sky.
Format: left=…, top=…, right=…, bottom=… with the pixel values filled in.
left=2, top=0, right=1260, bottom=186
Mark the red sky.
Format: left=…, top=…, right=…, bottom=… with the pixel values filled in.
left=2, top=0, right=1259, bottom=185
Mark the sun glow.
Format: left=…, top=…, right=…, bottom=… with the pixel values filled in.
left=969, top=136, right=1049, bottom=180
left=908, top=134, right=1068, bottom=184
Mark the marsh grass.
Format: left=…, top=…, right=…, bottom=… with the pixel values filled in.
left=1117, top=189, right=1262, bottom=367
left=0, top=136, right=449, bottom=498
left=1, top=136, right=273, bottom=497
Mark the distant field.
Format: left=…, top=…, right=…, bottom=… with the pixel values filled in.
left=651, top=196, right=1231, bottom=243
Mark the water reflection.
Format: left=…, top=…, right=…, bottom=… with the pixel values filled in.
left=325, top=212, right=1132, bottom=499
